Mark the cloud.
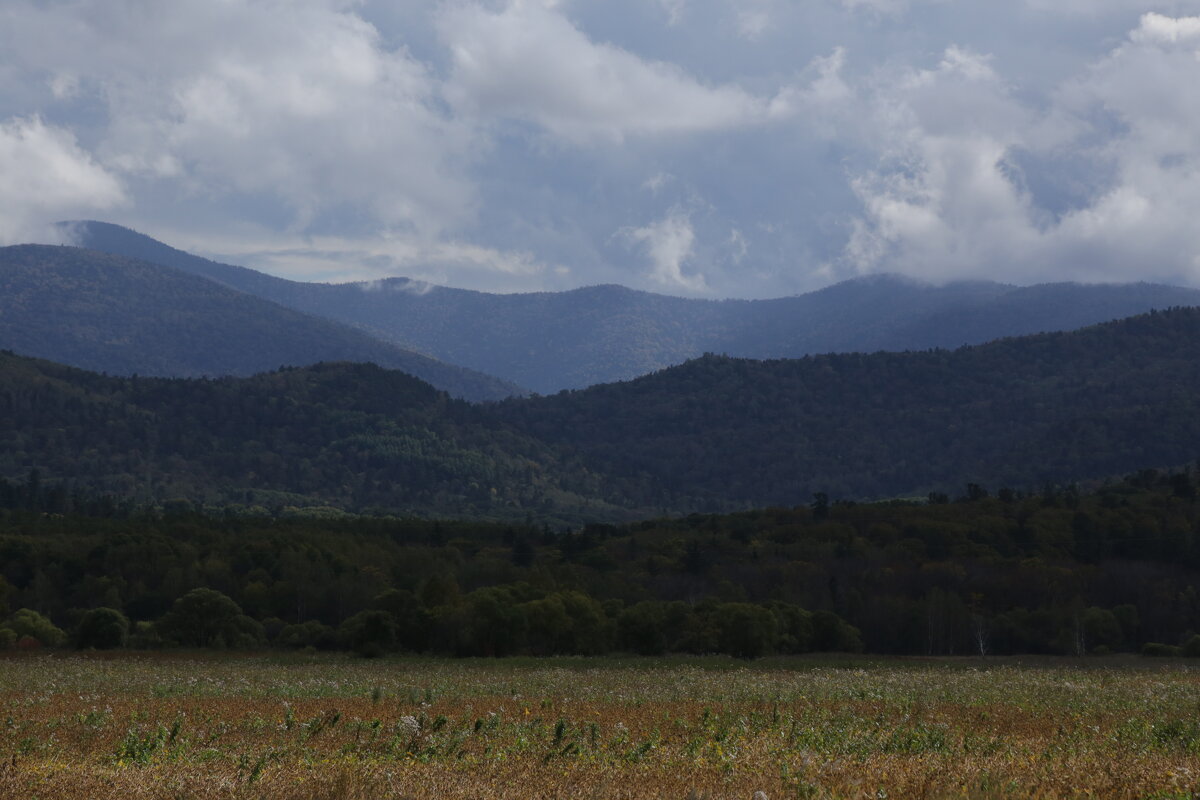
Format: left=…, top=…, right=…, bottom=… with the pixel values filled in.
left=659, top=0, right=688, bottom=25
left=144, top=223, right=560, bottom=292
left=1132, top=12, right=1200, bottom=43
left=1, top=0, right=475, bottom=237
left=839, top=0, right=949, bottom=16
left=0, top=116, right=125, bottom=245
left=6, top=0, right=1200, bottom=297
left=621, top=209, right=708, bottom=293
left=841, top=16, right=1200, bottom=285
left=439, top=1, right=779, bottom=143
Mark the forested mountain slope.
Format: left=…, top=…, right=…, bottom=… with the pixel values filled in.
left=5, top=309, right=1200, bottom=518
left=0, top=352, right=619, bottom=521
left=495, top=308, right=1200, bottom=508
left=0, top=245, right=524, bottom=401
left=68, top=221, right=1200, bottom=393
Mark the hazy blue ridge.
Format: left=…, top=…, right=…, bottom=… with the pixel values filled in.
left=0, top=243, right=526, bottom=402
left=67, top=220, right=1200, bottom=394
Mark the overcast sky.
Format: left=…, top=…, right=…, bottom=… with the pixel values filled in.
left=3, top=0, right=1200, bottom=297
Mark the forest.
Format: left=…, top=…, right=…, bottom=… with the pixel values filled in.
left=7, top=307, right=1200, bottom=521
left=3, top=466, right=1200, bottom=658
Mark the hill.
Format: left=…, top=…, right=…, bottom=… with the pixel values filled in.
left=0, top=245, right=524, bottom=401
left=0, top=351, right=623, bottom=522
left=5, top=308, right=1200, bottom=518
left=67, top=221, right=1200, bottom=393
left=495, top=308, right=1200, bottom=508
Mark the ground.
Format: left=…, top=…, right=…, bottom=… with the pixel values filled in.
left=1, top=652, right=1198, bottom=799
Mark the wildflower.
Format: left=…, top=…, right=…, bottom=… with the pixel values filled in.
left=398, top=715, right=420, bottom=738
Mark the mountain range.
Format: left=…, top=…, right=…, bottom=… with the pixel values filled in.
left=63, top=221, right=1200, bottom=393
left=6, top=308, right=1200, bottom=519
left=0, top=244, right=522, bottom=402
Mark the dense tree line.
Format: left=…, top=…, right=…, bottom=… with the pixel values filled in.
left=4, top=468, right=1200, bottom=657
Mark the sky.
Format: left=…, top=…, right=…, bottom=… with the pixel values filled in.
left=3, top=0, right=1200, bottom=298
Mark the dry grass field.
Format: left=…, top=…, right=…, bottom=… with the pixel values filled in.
left=1, top=653, right=1198, bottom=799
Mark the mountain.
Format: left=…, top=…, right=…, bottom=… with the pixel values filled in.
left=0, top=351, right=626, bottom=522
left=66, top=220, right=1200, bottom=393
left=0, top=244, right=524, bottom=401
left=493, top=307, right=1200, bottom=509
left=6, top=307, right=1200, bottom=517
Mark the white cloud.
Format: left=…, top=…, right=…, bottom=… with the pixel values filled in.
left=5, top=0, right=1200, bottom=296
left=621, top=209, right=709, bottom=293
left=439, top=1, right=778, bottom=143
left=149, top=223, right=558, bottom=292
left=1, top=0, right=475, bottom=237
left=842, top=17, right=1200, bottom=284
left=1132, top=12, right=1200, bottom=43
left=0, top=116, right=125, bottom=244
left=839, top=0, right=949, bottom=16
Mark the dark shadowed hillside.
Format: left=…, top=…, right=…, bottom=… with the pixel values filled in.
left=68, top=221, right=1200, bottom=393
left=6, top=308, right=1200, bottom=518
left=0, top=245, right=524, bottom=401
left=0, top=351, right=622, bottom=521
left=494, top=308, right=1200, bottom=508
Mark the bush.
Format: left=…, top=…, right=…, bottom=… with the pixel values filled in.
left=1142, top=642, right=1183, bottom=657
left=76, top=607, right=130, bottom=649
left=812, top=610, right=863, bottom=653
left=339, top=610, right=399, bottom=657
left=1182, top=634, right=1200, bottom=658
left=277, top=620, right=338, bottom=650
left=713, top=603, right=778, bottom=659
left=158, top=588, right=260, bottom=648
left=617, top=602, right=671, bottom=655
left=4, top=609, right=66, bottom=647
left=128, top=620, right=162, bottom=649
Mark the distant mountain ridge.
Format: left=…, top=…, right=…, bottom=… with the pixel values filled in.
left=66, top=221, right=1200, bottom=393
left=0, top=244, right=524, bottom=401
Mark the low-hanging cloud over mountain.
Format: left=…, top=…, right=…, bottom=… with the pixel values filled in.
left=2, top=0, right=1200, bottom=297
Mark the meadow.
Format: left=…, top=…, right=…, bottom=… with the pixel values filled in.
left=1, top=654, right=1198, bottom=799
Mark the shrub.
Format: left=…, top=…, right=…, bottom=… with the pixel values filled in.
left=4, top=609, right=66, bottom=647
left=1182, top=634, right=1200, bottom=658
left=76, top=607, right=130, bottom=650
left=158, top=588, right=261, bottom=648
left=339, top=610, right=399, bottom=657
left=1142, top=642, right=1183, bottom=657
left=277, top=620, right=338, bottom=650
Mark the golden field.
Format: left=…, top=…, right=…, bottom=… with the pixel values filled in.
left=1, top=653, right=1198, bottom=799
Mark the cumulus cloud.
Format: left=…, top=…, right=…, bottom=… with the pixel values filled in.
left=0, top=116, right=125, bottom=244
left=439, top=0, right=779, bottom=142
left=5, top=0, right=1200, bottom=296
left=621, top=209, right=709, bottom=293
left=841, top=15, right=1200, bottom=284
left=1, top=0, right=474, bottom=237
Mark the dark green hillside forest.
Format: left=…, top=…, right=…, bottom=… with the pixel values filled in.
left=0, top=352, right=622, bottom=522
left=498, top=308, right=1200, bottom=508
left=3, top=469, right=1200, bottom=657
left=6, top=308, right=1200, bottom=518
